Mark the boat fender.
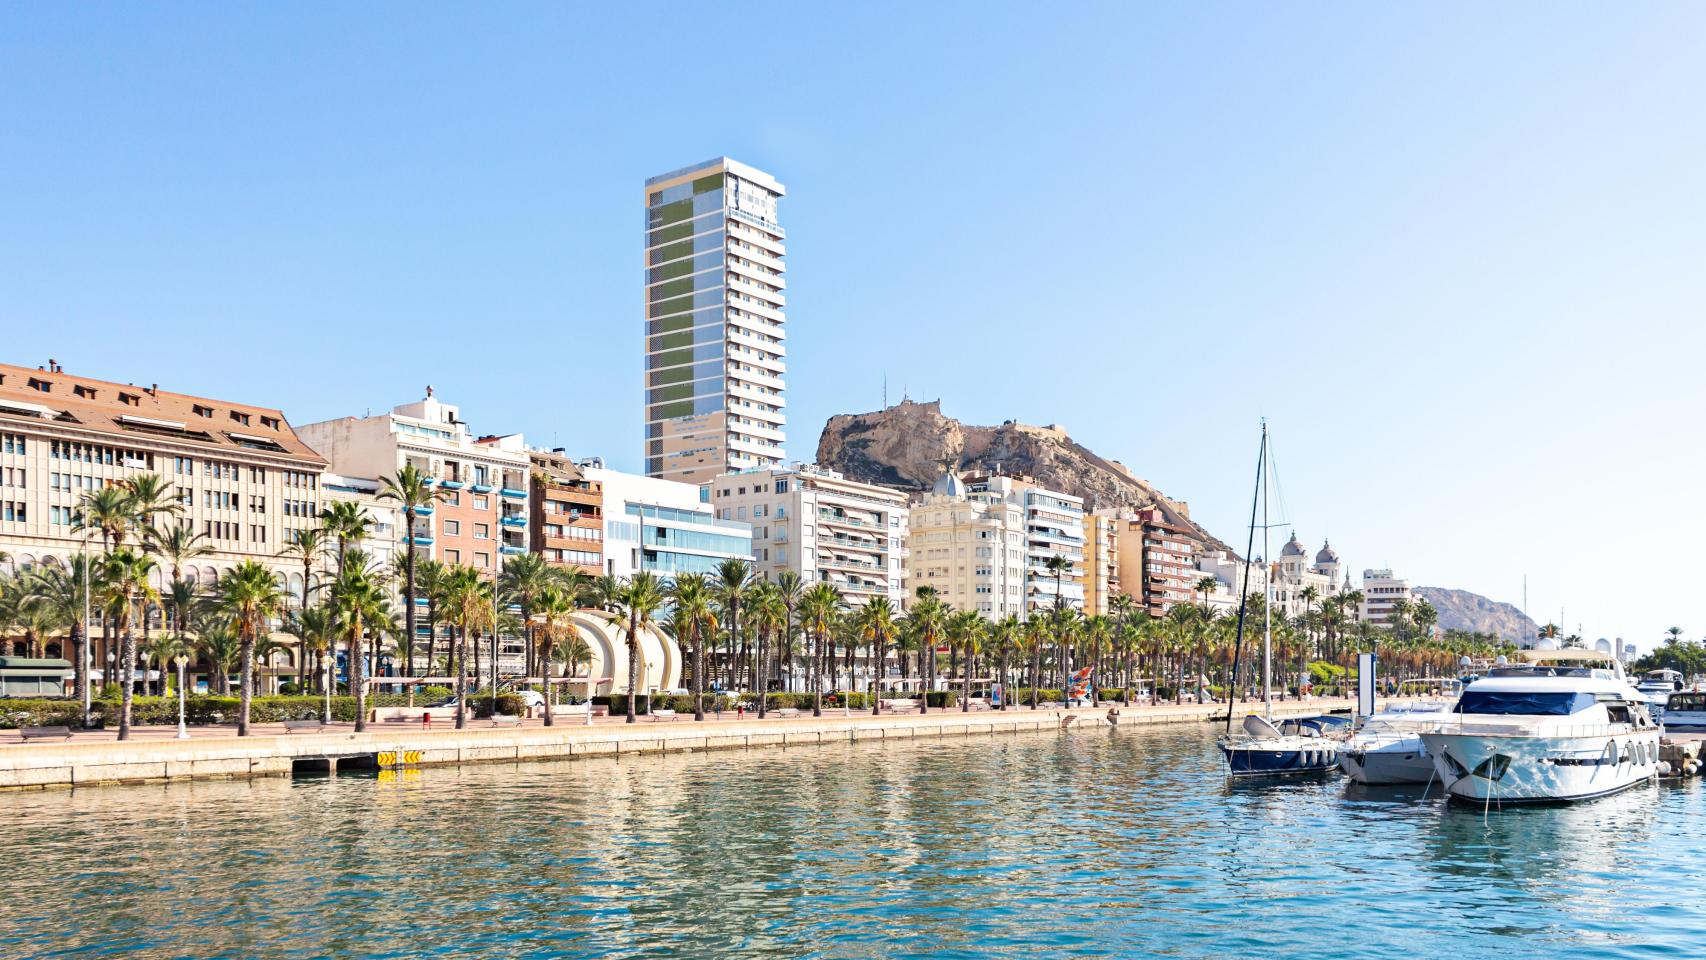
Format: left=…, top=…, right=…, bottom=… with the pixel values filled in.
left=1657, top=760, right=1673, bottom=777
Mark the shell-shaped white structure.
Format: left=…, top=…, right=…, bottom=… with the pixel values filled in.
left=565, top=611, right=681, bottom=694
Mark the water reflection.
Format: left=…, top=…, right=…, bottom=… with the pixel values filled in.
left=0, top=726, right=1698, bottom=959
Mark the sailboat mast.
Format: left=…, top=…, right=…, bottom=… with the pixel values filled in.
left=1262, top=423, right=1272, bottom=719
left=1223, top=420, right=1267, bottom=735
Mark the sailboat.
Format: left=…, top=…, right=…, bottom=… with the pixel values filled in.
left=1217, top=421, right=1339, bottom=777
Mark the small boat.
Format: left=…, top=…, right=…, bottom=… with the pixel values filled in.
left=1661, top=690, right=1706, bottom=732
left=1636, top=668, right=1683, bottom=699
left=1220, top=715, right=1340, bottom=777
left=1419, top=649, right=1661, bottom=804
left=1339, top=704, right=1453, bottom=784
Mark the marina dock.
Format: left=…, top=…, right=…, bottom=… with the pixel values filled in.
left=0, top=697, right=1355, bottom=790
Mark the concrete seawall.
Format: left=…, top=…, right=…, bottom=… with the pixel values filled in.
left=0, top=698, right=1359, bottom=791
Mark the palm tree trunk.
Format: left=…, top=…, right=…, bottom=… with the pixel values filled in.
left=454, top=625, right=468, bottom=730
left=626, top=611, right=639, bottom=724
left=692, top=626, right=706, bottom=722
left=351, top=618, right=367, bottom=733
left=118, top=613, right=136, bottom=741
left=237, top=624, right=254, bottom=737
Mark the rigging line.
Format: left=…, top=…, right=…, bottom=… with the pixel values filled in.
left=1224, top=421, right=1266, bottom=737
left=1264, top=430, right=1293, bottom=528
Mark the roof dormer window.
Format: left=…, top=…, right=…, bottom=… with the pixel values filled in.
left=27, top=377, right=50, bottom=393
left=73, top=384, right=97, bottom=399
left=118, top=392, right=141, bottom=406
left=260, top=415, right=280, bottom=430
left=230, top=411, right=251, bottom=426
left=193, top=405, right=213, bottom=418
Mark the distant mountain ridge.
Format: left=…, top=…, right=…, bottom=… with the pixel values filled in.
left=1416, top=586, right=1537, bottom=643
left=814, top=399, right=1237, bottom=555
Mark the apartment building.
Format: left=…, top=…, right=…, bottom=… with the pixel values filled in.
left=0, top=360, right=325, bottom=663
left=961, top=473, right=1085, bottom=615
left=644, top=157, right=788, bottom=484
left=1082, top=509, right=1121, bottom=617
left=318, top=473, right=403, bottom=571
left=297, top=390, right=531, bottom=574
left=710, top=464, right=908, bottom=606
left=583, top=467, right=751, bottom=579
left=1360, top=568, right=1420, bottom=627
left=528, top=449, right=604, bottom=576
left=1116, top=507, right=1200, bottom=617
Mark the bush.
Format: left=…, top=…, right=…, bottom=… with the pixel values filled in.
left=0, top=698, right=90, bottom=729
left=924, top=690, right=957, bottom=708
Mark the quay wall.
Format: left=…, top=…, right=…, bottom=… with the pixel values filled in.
left=0, top=699, right=1355, bottom=791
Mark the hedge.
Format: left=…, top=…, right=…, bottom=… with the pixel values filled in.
left=0, top=690, right=467, bottom=728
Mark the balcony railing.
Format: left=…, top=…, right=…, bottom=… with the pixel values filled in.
left=500, top=487, right=527, bottom=499
left=500, top=515, right=527, bottom=528
left=470, top=483, right=494, bottom=494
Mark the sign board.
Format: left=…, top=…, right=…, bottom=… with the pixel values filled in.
left=1357, top=652, right=1377, bottom=717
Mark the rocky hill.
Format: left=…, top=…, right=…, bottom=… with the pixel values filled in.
left=1416, top=587, right=1537, bottom=644
left=814, top=399, right=1236, bottom=554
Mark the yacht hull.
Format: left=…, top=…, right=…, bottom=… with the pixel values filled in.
left=1340, top=738, right=1434, bottom=785
left=1220, top=738, right=1339, bottom=777
left=1420, top=730, right=1660, bottom=804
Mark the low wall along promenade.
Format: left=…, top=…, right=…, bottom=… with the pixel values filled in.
left=0, top=698, right=1360, bottom=791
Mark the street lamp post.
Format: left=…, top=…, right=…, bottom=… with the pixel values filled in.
left=174, top=654, right=189, bottom=739
left=106, top=649, right=115, bottom=696
left=323, top=649, right=333, bottom=725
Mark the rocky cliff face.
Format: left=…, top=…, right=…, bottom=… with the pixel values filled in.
left=1415, top=587, right=1537, bottom=643
left=815, top=399, right=1235, bottom=554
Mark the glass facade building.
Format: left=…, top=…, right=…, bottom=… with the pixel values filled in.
left=644, top=157, right=787, bottom=485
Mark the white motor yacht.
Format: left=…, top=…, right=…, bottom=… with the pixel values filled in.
left=1339, top=702, right=1455, bottom=785
left=1419, top=649, right=1660, bottom=804
left=1661, top=689, right=1706, bottom=732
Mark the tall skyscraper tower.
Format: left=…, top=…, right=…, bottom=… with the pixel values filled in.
left=643, top=157, right=787, bottom=484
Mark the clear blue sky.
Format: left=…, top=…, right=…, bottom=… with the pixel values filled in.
left=4, top=4, right=1703, bottom=649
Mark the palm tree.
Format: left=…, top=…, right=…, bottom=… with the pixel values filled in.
left=987, top=615, right=1020, bottom=709
left=215, top=560, right=287, bottom=736
left=948, top=609, right=985, bottom=711
left=439, top=565, right=489, bottom=730
left=328, top=558, right=390, bottom=733
left=1044, top=554, right=1073, bottom=695
left=500, top=552, right=554, bottom=681
left=284, top=605, right=336, bottom=696
left=746, top=582, right=786, bottom=717
left=855, top=597, right=896, bottom=715
left=23, top=557, right=104, bottom=706
left=800, top=582, right=843, bottom=717
left=713, top=558, right=753, bottom=694
left=533, top=583, right=579, bottom=725
left=416, top=558, right=450, bottom=679
left=908, top=589, right=947, bottom=714
left=199, top=621, right=241, bottom=695
left=277, top=527, right=327, bottom=682
left=319, top=500, right=374, bottom=569
left=773, top=571, right=804, bottom=691
left=667, top=573, right=716, bottom=721
left=608, top=573, right=665, bottom=723
left=1023, top=615, right=1048, bottom=709
left=378, top=463, right=448, bottom=677
left=101, top=548, right=159, bottom=740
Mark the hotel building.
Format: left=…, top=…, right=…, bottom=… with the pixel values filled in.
left=644, top=157, right=788, bottom=485
left=0, top=360, right=324, bottom=667
left=1271, top=534, right=1352, bottom=620
left=583, top=466, right=752, bottom=579
left=298, top=390, right=531, bottom=574
left=527, top=449, right=604, bottom=576
left=710, top=465, right=908, bottom=605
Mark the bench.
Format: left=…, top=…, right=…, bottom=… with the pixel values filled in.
left=19, top=725, right=72, bottom=741
left=775, top=707, right=800, bottom=719
left=649, top=709, right=679, bottom=722
left=967, top=698, right=992, bottom=711
left=490, top=714, right=523, bottom=727
left=282, top=720, right=325, bottom=734
left=881, top=699, right=920, bottom=714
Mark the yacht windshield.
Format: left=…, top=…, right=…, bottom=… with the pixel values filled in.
left=1453, top=691, right=1597, bottom=716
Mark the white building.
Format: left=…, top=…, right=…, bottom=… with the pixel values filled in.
left=298, top=390, right=532, bottom=574
left=583, top=467, right=752, bottom=579
left=643, top=157, right=788, bottom=485
left=1360, top=567, right=1420, bottom=626
left=909, top=471, right=1084, bottom=616
left=709, top=464, right=908, bottom=606
left=1272, top=534, right=1351, bottom=620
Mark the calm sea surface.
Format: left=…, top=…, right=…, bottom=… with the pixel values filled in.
left=4, top=723, right=1702, bottom=959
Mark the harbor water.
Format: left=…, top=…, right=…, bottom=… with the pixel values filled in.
left=4, top=723, right=1700, bottom=959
